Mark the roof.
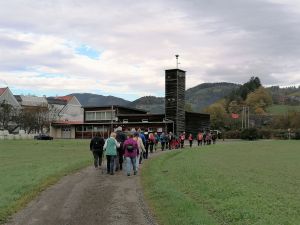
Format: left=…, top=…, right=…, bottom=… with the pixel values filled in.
left=0, top=87, right=7, bottom=96
left=56, top=96, right=73, bottom=102
left=19, top=95, right=48, bottom=106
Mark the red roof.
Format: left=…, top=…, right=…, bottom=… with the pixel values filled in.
left=0, top=87, right=7, bottom=96
left=55, top=96, right=73, bottom=102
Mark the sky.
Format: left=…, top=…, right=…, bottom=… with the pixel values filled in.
left=0, top=0, right=300, bottom=101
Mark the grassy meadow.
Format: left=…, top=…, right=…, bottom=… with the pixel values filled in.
left=141, top=140, right=300, bottom=225
left=0, top=139, right=91, bottom=223
left=267, top=104, right=300, bottom=115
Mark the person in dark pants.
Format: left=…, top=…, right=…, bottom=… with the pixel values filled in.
left=188, top=133, right=193, bottom=148
left=116, top=129, right=127, bottom=171
left=90, top=132, right=105, bottom=169
left=104, top=132, right=120, bottom=175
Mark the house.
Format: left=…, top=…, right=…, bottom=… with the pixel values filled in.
left=0, top=87, right=20, bottom=108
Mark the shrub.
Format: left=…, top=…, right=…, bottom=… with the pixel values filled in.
left=241, top=128, right=259, bottom=140
left=224, top=130, right=241, bottom=139
left=258, top=129, right=272, bottom=139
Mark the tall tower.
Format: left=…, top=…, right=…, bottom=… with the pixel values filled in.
left=165, top=69, right=186, bottom=135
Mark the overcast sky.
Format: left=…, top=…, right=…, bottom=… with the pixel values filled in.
left=0, top=0, right=300, bottom=101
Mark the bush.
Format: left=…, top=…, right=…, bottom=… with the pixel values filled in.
left=258, top=129, right=272, bottom=139
left=241, top=128, right=259, bottom=140
left=224, top=130, right=241, bottom=139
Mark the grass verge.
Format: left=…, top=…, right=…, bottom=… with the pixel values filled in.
left=141, top=140, right=300, bottom=225
left=0, top=139, right=91, bottom=223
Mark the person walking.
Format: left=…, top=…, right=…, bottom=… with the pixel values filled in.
left=123, top=133, right=139, bottom=176
left=133, top=132, right=145, bottom=170
left=188, top=133, right=193, bottom=148
left=104, top=132, right=120, bottom=175
left=160, top=132, right=166, bottom=151
left=154, top=132, right=159, bottom=151
left=89, top=132, right=105, bottom=169
left=115, top=129, right=127, bottom=171
left=148, top=133, right=155, bottom=153
left=180, top=132, right=185, bottom=148
left=197, top=131, right=203, bottom=146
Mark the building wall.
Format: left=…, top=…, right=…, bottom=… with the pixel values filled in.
left=60, top=97, right=83, bottom=122
left=185, top=112, right=210, bottom=136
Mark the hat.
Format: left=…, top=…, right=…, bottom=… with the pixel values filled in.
left=133, top=132, right=139, bottom=137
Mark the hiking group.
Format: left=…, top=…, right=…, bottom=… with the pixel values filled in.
left=90, top=129, right=218, bottom=176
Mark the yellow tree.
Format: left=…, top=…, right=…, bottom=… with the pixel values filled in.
left=246, top=87, right=272, bottom=114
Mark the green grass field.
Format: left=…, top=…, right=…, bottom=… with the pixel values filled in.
left=0, top=139, right=91, bottom=223
left=267, top=104, right=300, bottom=115
left=141, top=141, right=300, bottom=225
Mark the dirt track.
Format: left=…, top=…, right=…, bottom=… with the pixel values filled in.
left=5, top=164, right=157, bottom=225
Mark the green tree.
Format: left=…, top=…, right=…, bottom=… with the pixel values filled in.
left=204, top=103, right=228, bottom=129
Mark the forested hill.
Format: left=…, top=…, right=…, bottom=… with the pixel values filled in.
left=186, top=82, right=240, bottom=112
left=70, top=93, right=130, bottom=107
left=129, top=82, right=240, bottom=113
left=70, top=83, right=300, bottom=114
left=128, top=96, right=165, bottom=114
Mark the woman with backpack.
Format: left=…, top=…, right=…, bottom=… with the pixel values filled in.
left=123, top=133, right=139, bottom=176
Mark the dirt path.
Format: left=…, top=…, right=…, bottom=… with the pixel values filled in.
left=5, top=163, right=158, bottom=225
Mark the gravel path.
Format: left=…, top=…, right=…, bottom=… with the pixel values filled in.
left=5, top=163, right=158, bottom=225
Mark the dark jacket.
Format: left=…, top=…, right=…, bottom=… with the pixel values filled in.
left=90, top=136, right=105, bottom=151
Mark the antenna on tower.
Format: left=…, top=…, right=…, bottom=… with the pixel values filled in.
left=175, top=54, right=180, bottom=69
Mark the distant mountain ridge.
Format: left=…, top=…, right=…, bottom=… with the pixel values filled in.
left=70, top=93, right=130, bottom=107
left=71, top=82, right=240, bottom=113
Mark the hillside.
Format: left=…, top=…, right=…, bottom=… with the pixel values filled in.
left=70, top=93, right=130, bottom=107
left=129, top=83, right=239, bottom=114
left=186, top=82, right=240, bottom=112
left=128, top=96, right=165, bottom=114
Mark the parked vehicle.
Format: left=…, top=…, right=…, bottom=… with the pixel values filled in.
left=34, top=134, right=53, bottom=140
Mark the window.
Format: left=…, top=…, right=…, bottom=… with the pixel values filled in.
left=85, top=110, right=116, bottom=121
left=85, top=112, right=95, bottom=120
left=123, top=119, right=128, bottom=123
left=142, top=119, right=148, bottom=123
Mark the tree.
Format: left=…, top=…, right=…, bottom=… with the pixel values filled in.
left=204, top=103, right=228, bottom=129
left=0, top=100, right=19, bottom=132
left=246, top=86, right=272, bottom=114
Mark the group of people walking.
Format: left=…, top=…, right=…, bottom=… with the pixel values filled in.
left=89, top=129, right=219, bottom=176
left=89, top=130, right=148, bottom=176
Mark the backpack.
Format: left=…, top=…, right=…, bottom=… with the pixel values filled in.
left=126, top=144, right=134, bottom=152
left=93, top=137, right=103, bottom=150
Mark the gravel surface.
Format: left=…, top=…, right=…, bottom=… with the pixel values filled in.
left=5, top=163, right=158, bottom=225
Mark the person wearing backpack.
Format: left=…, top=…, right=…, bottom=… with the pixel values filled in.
left=115, top=129, right=127, bottom=171
left=90, top=132, right=105, bottom=169
left=123, top=133, right=139, bottom=176
left=148, top=133, right=155, bottom=153
left=104, top=132, right=120, bottom=175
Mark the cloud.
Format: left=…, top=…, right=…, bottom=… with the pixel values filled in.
left=0, top=0, right=300, bottom=101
